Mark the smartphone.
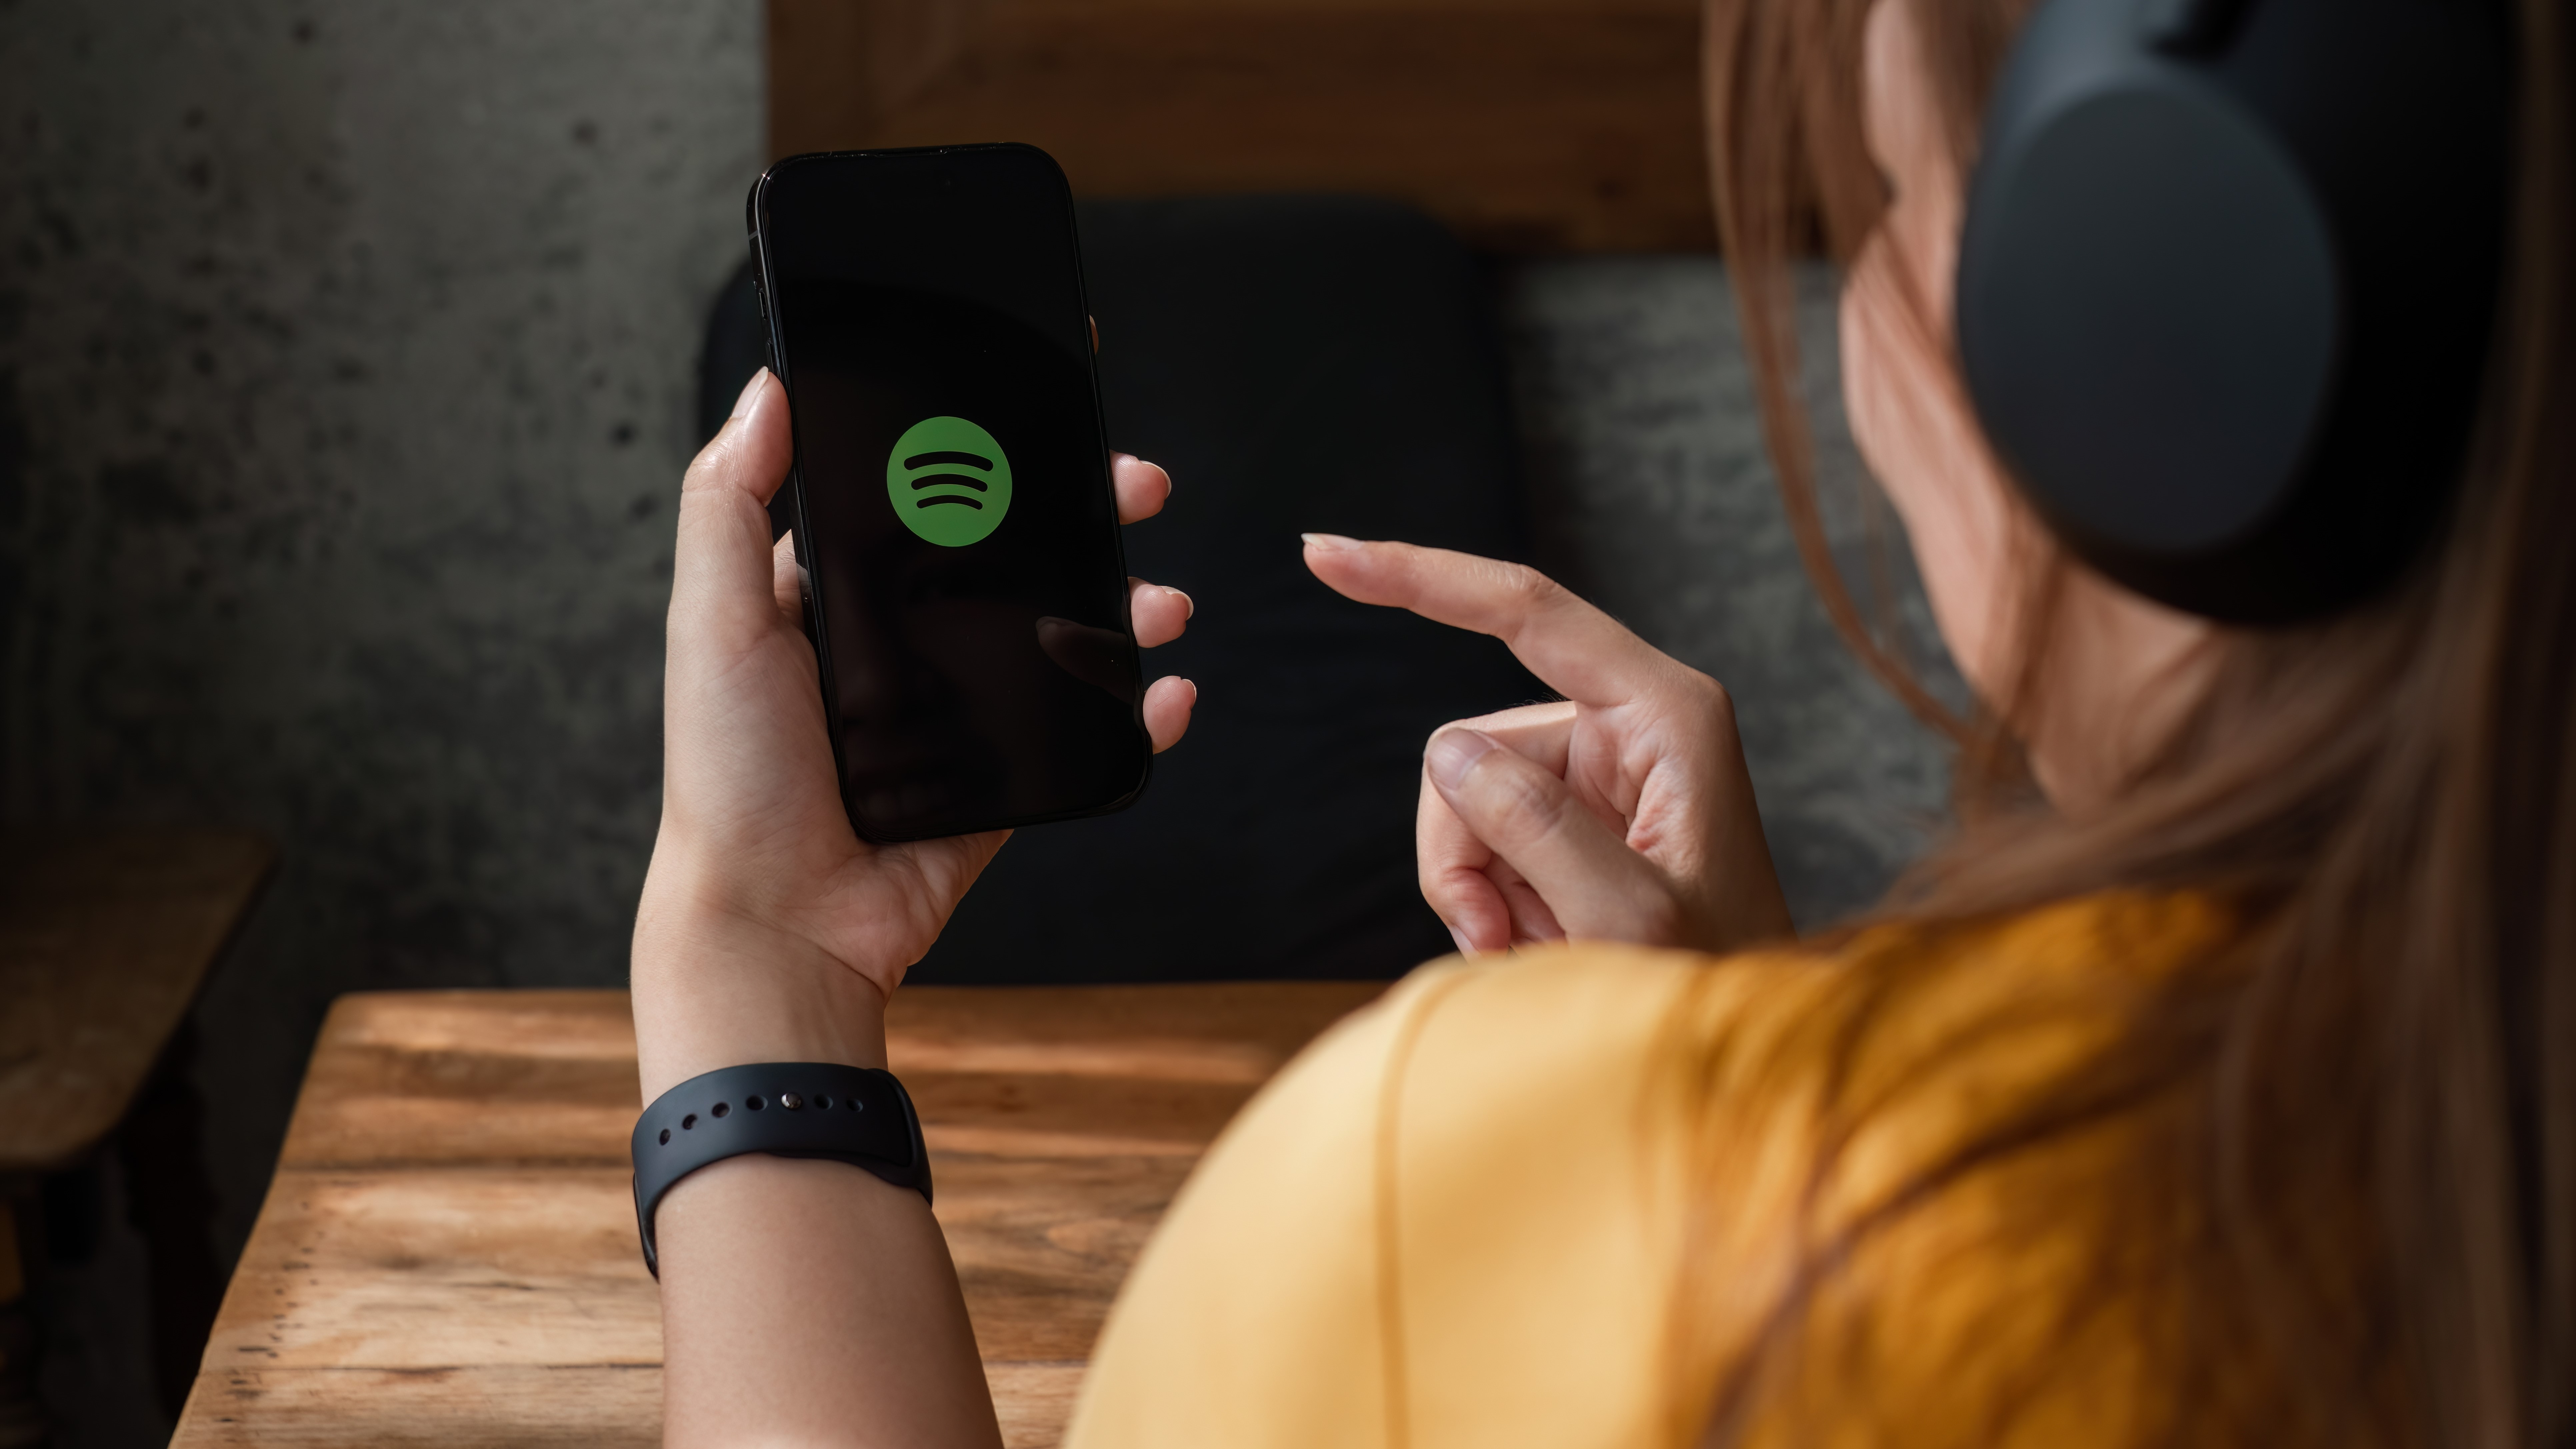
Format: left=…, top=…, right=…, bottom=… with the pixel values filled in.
left=748, top=145, right=1150, bottom=842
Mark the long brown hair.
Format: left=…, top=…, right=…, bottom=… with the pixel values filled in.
left=1687, top=0, right=2576, bottom=1445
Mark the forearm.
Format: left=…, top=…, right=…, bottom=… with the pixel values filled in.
left=657, top=1157, right=999, bottom=1448
left=635, top=864, right=1000, bottom=1449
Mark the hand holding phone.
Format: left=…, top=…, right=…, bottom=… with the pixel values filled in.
left=634, top=371, right=1196, bottom=1094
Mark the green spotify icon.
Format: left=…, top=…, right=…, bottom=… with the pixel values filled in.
left=886, top=416, right=1013, bottom=547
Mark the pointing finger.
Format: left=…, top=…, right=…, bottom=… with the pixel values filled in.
left=1303, top=536, right=1675, bottom=708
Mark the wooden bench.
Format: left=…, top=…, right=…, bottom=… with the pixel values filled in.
left=0, top=829, right=275, bottom=1423
left=170, top=981, right=1386, bottom=1446
left=0, top=831, right=275, bottom=1179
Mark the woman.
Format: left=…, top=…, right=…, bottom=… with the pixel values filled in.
left=634, top=0, right=2575, bottom=1443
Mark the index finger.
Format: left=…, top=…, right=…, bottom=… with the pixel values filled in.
left=1114, top=454, right=1171, bottom=524
left=1301, top=536, right=1674, bottom=707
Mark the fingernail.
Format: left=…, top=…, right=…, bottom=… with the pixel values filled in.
left=1302, top=532, right=1360, bottom=552
left=1426, top=728, right=1497, bottom=792
left=1448, top=927, right=1476, bottom=959
left=730, top=368, right=768, bottom=420
left=1166, top=586, right=1194, bottom=618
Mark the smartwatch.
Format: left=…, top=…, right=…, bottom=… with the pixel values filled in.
left=630, top=1061, right=933, bottom=1278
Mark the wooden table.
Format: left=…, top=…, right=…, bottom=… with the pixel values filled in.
left=171, top=982, right=1386, bottom=1446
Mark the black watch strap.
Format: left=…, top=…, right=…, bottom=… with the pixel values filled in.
left=631, top=1062, right=932, bottom=1278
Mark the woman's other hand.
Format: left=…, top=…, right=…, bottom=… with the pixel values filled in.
left=1304, top=536, right=1791, bottom=957
left=633, top=371, right=1197, bottom=1096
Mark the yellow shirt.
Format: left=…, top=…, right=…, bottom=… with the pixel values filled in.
left=1066, top=893, right=2232, bottom=1449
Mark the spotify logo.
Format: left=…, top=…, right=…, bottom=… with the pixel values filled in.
left=886, top=416, right=1013, bottom=547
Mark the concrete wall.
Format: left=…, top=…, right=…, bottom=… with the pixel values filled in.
left=0, top=2, right=763, bottom=1441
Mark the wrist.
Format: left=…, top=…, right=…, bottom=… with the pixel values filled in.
left=632, top=856, right=891, bottom=1099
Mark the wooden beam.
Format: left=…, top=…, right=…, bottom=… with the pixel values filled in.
left=766, top=0, right=1712, bottom=252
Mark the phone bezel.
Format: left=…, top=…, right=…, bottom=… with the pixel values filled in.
left=747, top=142, right=1152, bottom=843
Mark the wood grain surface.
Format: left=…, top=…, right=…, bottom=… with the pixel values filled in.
left=0, top=830, right=274, bottom=1173
left=173, top=982, right=1384, bottom=1447
left=767, top=0, right=1712, bottom=253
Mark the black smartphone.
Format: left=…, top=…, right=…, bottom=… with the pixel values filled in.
left=748, top=144, right=1150, bottom=842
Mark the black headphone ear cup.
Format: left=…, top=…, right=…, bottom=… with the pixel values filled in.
left=1951, top=0, right=2509, bottom=626
left=1958, top=87, right=2340, bottom=564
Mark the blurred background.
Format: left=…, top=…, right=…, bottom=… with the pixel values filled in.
left=0, top=1, right=1956, bottom=1443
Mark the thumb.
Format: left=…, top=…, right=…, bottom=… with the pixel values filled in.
left=672, top=371, right=794, bottom=651
left=1423, top=728, right=1680, bottom=946
left=684, top=368, right=792, bottom=506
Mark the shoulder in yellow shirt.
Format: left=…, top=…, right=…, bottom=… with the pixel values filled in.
left=1068, top=893, right=2234, bottom=1449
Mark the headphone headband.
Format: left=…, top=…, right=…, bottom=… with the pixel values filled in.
left=1956, top=0, right=2509, bottom=623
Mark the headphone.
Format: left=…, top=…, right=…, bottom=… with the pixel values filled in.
left=1956, top=0, right=2510, bottom=624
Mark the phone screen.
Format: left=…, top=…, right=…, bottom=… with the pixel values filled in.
left=752, top=146, right=1147, bottom=841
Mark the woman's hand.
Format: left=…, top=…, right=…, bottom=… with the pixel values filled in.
left=632, top=371, right=1196, bottom=1096
left=1304, top=536, right=1791, bottom=957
